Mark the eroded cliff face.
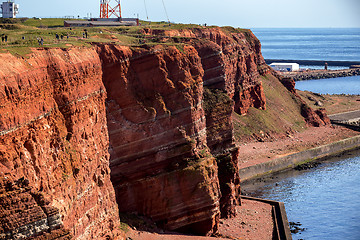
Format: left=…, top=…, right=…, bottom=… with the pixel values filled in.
left=0, top=26, right=328, bottom=239
left=0, top=49, right=121, bottom=239
left=142, top=27, right=268, bottom=116
left=93, top=27, right=267, bottom=233
left=96, top=44, right=222, bottom=234
left=279, top=76, right=331, bottom=126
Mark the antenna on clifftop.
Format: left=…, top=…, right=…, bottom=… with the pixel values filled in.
left=100, top=0, right=121, bottom=18
left=161, top=0, right=170, bottom=23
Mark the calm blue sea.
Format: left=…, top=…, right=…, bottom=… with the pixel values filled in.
left=252, top=28, right=360, bottom=64
left=252, top=28, right=360, bottom=93
left=242, top=84, right=360, bottom=239
left=242, top=151, right=360, bottom=240
left=295, top=76, right=360, bottom=95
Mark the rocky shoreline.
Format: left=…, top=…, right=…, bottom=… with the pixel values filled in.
left=280, top=68, right=360, bottom=81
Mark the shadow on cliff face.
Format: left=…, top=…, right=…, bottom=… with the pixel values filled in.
left=97, top=43, right=227, bottom=235
left=119, top=212, right=159, bottom=233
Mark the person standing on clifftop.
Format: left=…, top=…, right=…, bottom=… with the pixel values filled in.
left=325, top=62, right=328, bottom=70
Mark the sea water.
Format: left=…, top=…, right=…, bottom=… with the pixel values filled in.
left=242, top=151, right=360, bottom=240
left=295, top=75, right=360, bottom=95
left=252, top=28, right=360, bottom=62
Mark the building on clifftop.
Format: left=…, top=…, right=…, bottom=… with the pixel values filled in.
left=1, top=0, right=19, bottom=18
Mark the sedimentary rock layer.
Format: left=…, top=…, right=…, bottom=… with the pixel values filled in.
left=96, top=44, right=222, bottom=234
left=0, top=177, right=72, bottom=239
left=142, top=27, right=268, bottom=115
left=0, top=49, right=121, bottom=240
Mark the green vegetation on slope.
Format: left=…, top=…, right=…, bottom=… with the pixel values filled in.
left=233, top=74, right=307, bottom=141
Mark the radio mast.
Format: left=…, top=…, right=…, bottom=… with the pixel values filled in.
left=100, top=0, right=121, bottom=18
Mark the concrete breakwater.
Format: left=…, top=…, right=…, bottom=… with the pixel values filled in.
left=239, top=135, right=360, bottom=182
left=241, top=196, right=292, bottom=240
left=329, top=110, right=360, bottom=130
left=280, top=68, right=360, bottom=81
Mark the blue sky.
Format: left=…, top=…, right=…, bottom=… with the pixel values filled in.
left=15, top=0, right=360, bottom=28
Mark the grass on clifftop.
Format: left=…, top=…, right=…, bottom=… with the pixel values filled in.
left=0, top=18, right=251, bottom=57
left=0, top=18, right=176, bottom=57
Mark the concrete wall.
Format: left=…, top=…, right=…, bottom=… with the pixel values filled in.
left=240, top=135, right=360, bottom=181
left=241, top=196, right=292, bottom=240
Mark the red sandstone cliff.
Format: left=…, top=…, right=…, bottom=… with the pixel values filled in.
left=96, top=44, right=223, bottom=234
left=0, top=26, right=328, bottom=239
left=278, top=75, right=331, bottom=126
left=141, top=27, right=268, bottom=116
left=0, top=49, right=121, bottom=239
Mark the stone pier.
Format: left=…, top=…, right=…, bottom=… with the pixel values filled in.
left=329, top=110, right=360, bottom=129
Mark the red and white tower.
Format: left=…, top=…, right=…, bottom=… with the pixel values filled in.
left=100, top=0, right=121, bottom=18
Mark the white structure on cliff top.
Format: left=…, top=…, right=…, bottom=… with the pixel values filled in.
left=1, top=0, right=19, bottom=18
left=270, top=62, right=300, bottom=72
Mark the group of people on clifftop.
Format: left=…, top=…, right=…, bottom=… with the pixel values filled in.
left=55, top=33, right=68, bottom=41
left=1, top=35, right=8, bottom=43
